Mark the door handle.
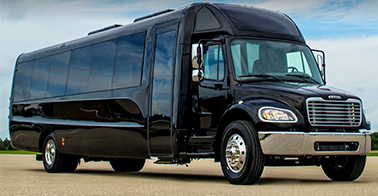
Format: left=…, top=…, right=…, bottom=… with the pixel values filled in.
left=214, top=82, right=223, bottom=90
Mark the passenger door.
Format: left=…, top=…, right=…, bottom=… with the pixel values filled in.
left=196, top=43, right=228, bottom=130
left=148, top=26, right=177, bottom=156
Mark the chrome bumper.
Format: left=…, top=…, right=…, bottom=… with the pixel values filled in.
left=259, top=131, right=371, bottom=156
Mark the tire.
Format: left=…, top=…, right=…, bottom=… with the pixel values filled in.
left=322, top=155, right=366, bottom=181
left=110, top=158, right=146, bottom=172
left=42, top=133, right=79, bottom=173
left=220, top=120, right=265, bottom=185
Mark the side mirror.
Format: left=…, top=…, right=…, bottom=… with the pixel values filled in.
left=312, top=49, right=326, bottom=85
left=192, top=43, right=203, bottom=82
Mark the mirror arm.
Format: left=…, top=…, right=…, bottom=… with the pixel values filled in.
left=312, top=49, right=326, bottom=85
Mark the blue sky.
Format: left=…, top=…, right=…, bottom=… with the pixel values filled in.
left=0, top=0, right=377, bottom=139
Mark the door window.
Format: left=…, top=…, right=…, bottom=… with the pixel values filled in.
left=202, top=45, right=224, bottom=80
left=151, top=30, right=176, bottom=117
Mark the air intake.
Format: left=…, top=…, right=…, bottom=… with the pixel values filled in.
left=306, top=97, right=362, bottom=127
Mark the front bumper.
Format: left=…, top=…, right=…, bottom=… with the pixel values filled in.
left=259, top=131, right=371, bottom=156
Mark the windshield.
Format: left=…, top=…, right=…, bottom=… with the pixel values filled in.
left=231, top=39, right=323, bottom=84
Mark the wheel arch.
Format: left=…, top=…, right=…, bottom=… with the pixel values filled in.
left=215, top=107, right=255, bottom=161
left=39, top=130, right=53, bottom=152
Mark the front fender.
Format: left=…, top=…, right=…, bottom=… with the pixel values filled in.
left=220, top=98, right=306, bottom=131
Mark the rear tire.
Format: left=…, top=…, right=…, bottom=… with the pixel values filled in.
left=220, top=120, right=265, bottom=185
left=322, top=155, right=366, bottom=181
left=110, top=158, right=146, bottom=172
left=42, top=133, right=79, bottom=173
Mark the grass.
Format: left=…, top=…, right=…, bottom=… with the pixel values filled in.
left=0, top=150, right=41, bottom=155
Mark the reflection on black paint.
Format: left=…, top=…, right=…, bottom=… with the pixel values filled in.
left=149, top=29, right=176, bottom=155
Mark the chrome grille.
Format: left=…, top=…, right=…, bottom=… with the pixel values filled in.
left=306, top=98, right=362, bottom=127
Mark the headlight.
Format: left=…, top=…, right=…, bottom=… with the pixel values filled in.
left=363, top=110, right=371, bottom=130
left=258, top=107, right=298, bottom=123
left=364, top=110, right=371, bottom=125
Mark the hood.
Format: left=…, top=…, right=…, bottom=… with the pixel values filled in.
left=235, top=82, right=361, bottom=112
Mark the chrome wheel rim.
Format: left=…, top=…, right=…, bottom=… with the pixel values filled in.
left=45, top=139, right=56, bottom=166
left=225, top=133, right=246, bottom=173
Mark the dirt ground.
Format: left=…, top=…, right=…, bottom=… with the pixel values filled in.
left=0, top=154, right=377, bottom=195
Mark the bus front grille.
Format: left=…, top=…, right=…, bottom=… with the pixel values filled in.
left=306, top=98, right=362, bottom=127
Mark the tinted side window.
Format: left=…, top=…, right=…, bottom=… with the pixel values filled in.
left=88, top=40, right=117, bottom=92
left=151, top=30, right=176, bottom=117
left=66, top=46, right=92, bottom=95
left=29, top=57, right=50, bottom=99
left=47, top=52, right=70, bottom=97
left=113, top=32, right=146, bottom=89
left=13, top=61, right=34, bottom=102
left=203, top=45, right=224, bottom=80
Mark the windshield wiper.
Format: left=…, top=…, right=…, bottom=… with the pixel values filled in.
left=285, top=73, right=321, bottom=84
left=239, top=74, right=283, bottom=82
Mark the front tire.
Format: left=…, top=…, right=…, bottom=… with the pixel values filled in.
left=110, top=158, right=146, bottom=172
left=220, top=120, right=265, bottom=185
left=42, top=133, right=79, bottom=173
left=322, top=155, right=366, bottom=181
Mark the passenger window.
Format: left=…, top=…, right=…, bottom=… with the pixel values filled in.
left=113, top=32, right=146, bottom=89
left=13, top=61, right=34, bottom=102
left=29, top=57, right=51, bottom=99
left=66, top=46, right=92, bottom=95
left=47, top=52, right=70, bottom=97
left=88, top=40, right=117, bottom=92
left=203, top=45, right=224, bottom=80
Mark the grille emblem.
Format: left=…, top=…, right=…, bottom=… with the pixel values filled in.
left=328, top=95, right=342, bottom=100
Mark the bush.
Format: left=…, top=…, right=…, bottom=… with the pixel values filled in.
left=7, top=142, right=16, bottom=150
left=0, top=139, right=6, bottom=150
left=371, top=132, right=378, bottom=150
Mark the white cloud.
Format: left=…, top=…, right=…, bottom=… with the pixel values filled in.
left=307, top=35, right=378, bottom=131
left=247, top=0, right=378, bottom=23
left=0, top=0, right=377, bottom=139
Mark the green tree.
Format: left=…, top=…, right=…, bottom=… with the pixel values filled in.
left=371, top=132, right=378, bottom=150
left=2, top=138, right=10, bottom=150
left=0, top=138, right=6, bottom=150
left=7, top=142, right=16, bottom=150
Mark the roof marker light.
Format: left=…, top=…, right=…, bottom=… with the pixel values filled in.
left=243, top=5, right=246, bottom=7
left=250, top=6, right=253, bottom=8
left=236, top=4, right=239, bottom=6
left=206, top=1, right=209, bottom=3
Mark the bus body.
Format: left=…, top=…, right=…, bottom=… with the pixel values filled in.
left=9, top=3, right=371, bottom=184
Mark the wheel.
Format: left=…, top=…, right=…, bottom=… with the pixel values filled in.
left=42, top=133, right=79, bottom=173
left=110, top=158, right=146, bottom=172
left=282, top=66, right=299, bottom=73
left=220, top=120, right=265, bottom=185
left=322, top=155, right=366, bottom=181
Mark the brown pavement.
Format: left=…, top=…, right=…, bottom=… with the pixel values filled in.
left=0, top=154, right=377, bottom=195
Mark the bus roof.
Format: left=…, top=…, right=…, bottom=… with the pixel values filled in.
left=17, top=3, right=304, bottom=63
